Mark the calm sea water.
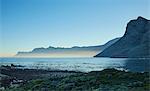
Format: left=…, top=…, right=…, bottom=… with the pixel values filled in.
left=0, top=58, right=149, bottom=72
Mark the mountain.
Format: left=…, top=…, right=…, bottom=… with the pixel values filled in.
left=95, top=16, right=150, bottom=58
left=15, top=38, right=119, bottom=57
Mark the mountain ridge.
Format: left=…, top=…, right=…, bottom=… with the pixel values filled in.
left=15, top=38, right=120, bottom=57
left=95, top=16, right=150, bottom=58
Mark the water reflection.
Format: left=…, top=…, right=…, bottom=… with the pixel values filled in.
left=0, top=58, right=150, bottom=72
left=123, top=58, right=150, bottom=72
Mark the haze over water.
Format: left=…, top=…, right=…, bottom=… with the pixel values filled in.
left=1, top=0, right=149, bottom=57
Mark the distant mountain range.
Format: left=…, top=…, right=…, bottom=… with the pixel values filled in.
left=16, top=16, right=149, bottom=58
left=15, top=38, right=120, bottom=57
left=95, top=16, right=150, bottom=58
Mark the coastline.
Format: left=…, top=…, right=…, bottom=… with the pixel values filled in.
left=0, top=64, right=149, bottom=91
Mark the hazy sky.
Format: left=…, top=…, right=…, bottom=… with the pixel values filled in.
left=0, top=0, right=149, bottom=57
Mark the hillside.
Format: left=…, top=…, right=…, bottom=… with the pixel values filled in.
left=95, top=16, right=150, bottom=58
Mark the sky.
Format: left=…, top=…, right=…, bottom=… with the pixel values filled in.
left=0, top=0, right=150, bottom=57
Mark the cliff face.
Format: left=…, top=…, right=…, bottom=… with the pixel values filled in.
left=95, top=17, right=150, bottom=58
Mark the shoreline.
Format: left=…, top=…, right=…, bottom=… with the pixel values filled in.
left=0, top=64, right=150, bottom=91
left=0, top=65, right=83, bottom=90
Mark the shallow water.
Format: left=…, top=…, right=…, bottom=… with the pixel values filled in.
left=0, top=57, right=149, bottom=72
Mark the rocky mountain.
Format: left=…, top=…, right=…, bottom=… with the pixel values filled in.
left=15, top=38, right=119, bottom=57
left=95, top=16, right=150, bottom=58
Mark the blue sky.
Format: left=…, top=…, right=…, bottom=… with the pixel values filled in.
left=0, top=0, right=149, bottom=57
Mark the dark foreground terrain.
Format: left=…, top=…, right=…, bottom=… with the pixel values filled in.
left=0, top=65, right=150, bottom=91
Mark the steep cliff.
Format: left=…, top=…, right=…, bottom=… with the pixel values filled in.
left=95, top=17, right=150, bottom=58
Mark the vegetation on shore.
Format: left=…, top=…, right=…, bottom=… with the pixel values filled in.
left=1, top=65, right=149, bottom=91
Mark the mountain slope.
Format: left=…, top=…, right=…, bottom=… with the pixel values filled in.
left=95, top=16, right=150, bottom=58
left=15, top=38, right=119, bottom=57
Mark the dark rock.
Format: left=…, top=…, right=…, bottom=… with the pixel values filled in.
left=95, top=16, right=150, bottom=58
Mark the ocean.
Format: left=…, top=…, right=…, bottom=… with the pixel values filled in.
left=0, top=57, right=149, bottom=72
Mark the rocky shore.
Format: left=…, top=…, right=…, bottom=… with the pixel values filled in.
left=0, top=64, right=150, bottom=91
left=0, top=64, right=81, bottom=90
